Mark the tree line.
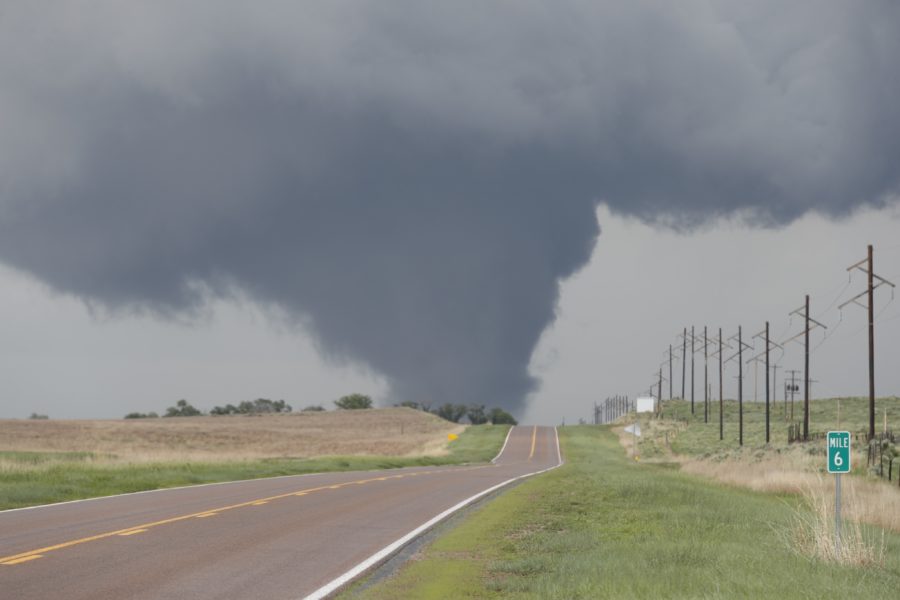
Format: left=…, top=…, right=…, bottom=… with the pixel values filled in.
left=124, top=394, right=517, bottom=425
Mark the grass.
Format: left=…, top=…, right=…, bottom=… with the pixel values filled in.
left=652, top=396, right=900, bottom=459
left=0, top=408, right=463, bottom=463
left=0, top=423, right=510, bottom=510
left=633, top=397, right=900, bottom=532
left=344, top=426, right=900, bottom=599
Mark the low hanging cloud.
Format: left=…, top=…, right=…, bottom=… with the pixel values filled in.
left=0, top=2, right=898, bottom=413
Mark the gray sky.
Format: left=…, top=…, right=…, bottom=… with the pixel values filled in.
left=1, top=2, right=899, bottom=420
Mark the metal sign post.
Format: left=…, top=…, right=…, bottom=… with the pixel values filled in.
left=827, top=431, right=851, bottom=558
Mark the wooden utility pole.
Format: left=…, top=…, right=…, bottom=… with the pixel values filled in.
left=804, top=295, right=810, bottom=441
left=839, top=245, right=895, bottom=440
left=682, top=327, right=687, bottom=400
left=727, top=328, right=752, bottom=446
left=749, top=323, right=782, bottom=444
left=704, top=326, right=709, bottom=424
left=669, top=344, right=673, bottom=400
left=765, top=321, right=770, bottom=443
left=786, top=298, right=827, bottom=442
left=719, top=328, right=724, bottom=441
left=739, top=326, right=744, bottom=446
left=691, top=325, right=696, bottom=414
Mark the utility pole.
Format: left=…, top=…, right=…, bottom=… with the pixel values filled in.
left=786, top=297, right=827, bottom=441
left=704, top=326, right=709, bottom=424
left=748, top=323, right=783, bottom=444
left=669, top=344, right=673, bottom=400
left=682, top=327, right=687, bottom=400
left=770, top=364, right=780, bottom=420
left=708, top=328, right=731, bottom=442
left=839, top=245, right=896, bottom=440
left=691, top=326, right=695, bottom=414
left=719, top=328, right=724, bottom=440
left=727, top=328, right=752, bottom=446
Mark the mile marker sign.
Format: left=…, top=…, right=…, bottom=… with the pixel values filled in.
left=827, top=431, right=851, bottom=473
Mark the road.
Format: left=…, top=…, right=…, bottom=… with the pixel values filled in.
left=0, top=425, right=560, bottom=599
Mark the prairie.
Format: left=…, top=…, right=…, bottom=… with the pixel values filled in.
left=0, top=409, right=510, bottom=509
left=0, top=408, right=460, bottom=465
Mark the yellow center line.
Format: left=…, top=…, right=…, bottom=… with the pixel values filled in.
left=0, top=463, right=492, bottom=566
left=529, top=426, right=537, bottom=460
left=117, top=529, right=148, bottom=536
left=251, top=501, right=269, bottom=506
left=1, top=555, right=43, bottom=565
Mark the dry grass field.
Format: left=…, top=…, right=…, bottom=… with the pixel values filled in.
left=0, top=408, right=463, bottom=465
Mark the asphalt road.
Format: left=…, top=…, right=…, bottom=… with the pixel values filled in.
left=0, top=425, right=560, bottom=599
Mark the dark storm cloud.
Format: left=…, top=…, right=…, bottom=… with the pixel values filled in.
left=1, top=2, right=898, bottom=412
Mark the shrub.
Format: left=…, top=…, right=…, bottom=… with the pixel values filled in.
left=124, top=412, right=159, bottom=419
left=164, top=399, right=202, bottom=417
left=489, top=407, right=517, bottom=425
left=334, top=394, right=373, bottom=410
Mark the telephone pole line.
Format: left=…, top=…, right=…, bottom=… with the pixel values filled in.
left=709, top=328, right=731, bottom=441
left=727, top=327, right=752, bottom=446
left=748, top=322, right=783, bottom=444
left=681, top=327, right=687, bottom=400
left=839, top=244, right=896, bottom=440
left=787, top=296, right=826, bottom=441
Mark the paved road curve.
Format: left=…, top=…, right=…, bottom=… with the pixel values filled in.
left=0, top=425, right=560, bottom=599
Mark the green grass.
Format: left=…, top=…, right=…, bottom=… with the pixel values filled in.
left=645, top=396, right=900, bottom=462
left=0, top=424, right=509, bottom=510
left=345, top=426, right=900, bottom=599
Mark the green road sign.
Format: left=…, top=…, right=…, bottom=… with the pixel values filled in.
left=827, top=431, right=851, bottom=473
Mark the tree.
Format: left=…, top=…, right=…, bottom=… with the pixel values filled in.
left=301, top=405, right=326, bottom=412
left=211, top=399, right=293, bottom=415
left=489, top=407, right=517, bottom=425
left=396, top=401, right=422, bottom=410
left=164, top=399, right=202, bottom=417
left=334, top=393, right=372, bottom=410
left=124, top=412, right=158, bottom=419
left=28, top=413, right=49, bottom=420
left=435, top=403, right=467, bottom=423
left=466, top=404, right=488, bottom=425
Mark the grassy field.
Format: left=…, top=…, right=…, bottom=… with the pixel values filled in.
left=631, top=397, right=900, bottom=532
left=0, top=411, right=510, bottom=510
left=0, top=407, right=461, bottom=463
left=345, top=426, right=900, bottom=599
left=649, top=396, right=900, bottom=458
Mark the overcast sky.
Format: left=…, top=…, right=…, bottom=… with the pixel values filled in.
left=1, top=2, right=899, bottom=420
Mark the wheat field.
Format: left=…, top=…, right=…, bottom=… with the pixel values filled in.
left=0, top=408, right=463, bottom=465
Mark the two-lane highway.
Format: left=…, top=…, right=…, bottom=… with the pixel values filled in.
left=0, top=425, right=561, bottom=599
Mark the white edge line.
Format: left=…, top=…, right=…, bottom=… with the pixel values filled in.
left=491, top=425, right=515, bottom=463
left=304, top=426, right=563, bottom=600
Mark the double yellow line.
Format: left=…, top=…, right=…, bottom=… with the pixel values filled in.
left=0, top=464, right=492, bottom=567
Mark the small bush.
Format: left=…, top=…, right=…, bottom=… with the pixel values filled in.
left=164, top=399, right=203, bottom=417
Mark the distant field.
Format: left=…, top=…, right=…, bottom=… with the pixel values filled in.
left=0, top=408, right=460, bottom=464
left=0, top=409, right=511, bottom=510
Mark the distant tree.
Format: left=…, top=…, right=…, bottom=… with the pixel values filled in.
left=301, top=405, right=326, bottom=412
left=28, top=413, right=49, bottom=420
left=210, top=399, right=292, bottom=415
left=164, top=399, right=202, bottom=417
left=124, top=412, right=159, bottom=419
left=466, top=404, right=489, bottom=425
left=489, top=408, right=517, bottom=425
left=334, top=394, right=373, bottom=410
left=435, top=403, right=467, bottom=423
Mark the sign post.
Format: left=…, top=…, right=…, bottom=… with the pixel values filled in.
left=827, top=431, right=851, bottom=558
